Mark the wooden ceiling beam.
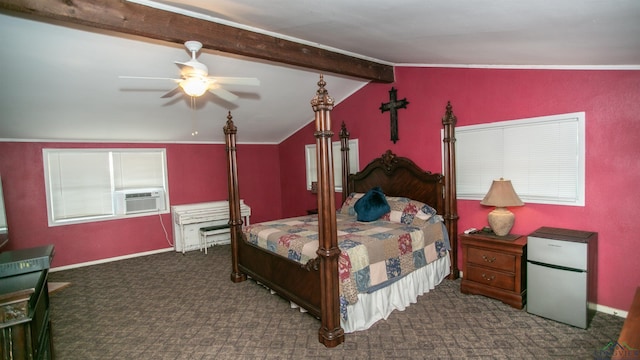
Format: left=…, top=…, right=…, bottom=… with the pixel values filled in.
left=0, top=0, right=394, bottom=82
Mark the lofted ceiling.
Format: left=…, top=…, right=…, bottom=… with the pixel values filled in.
left=1, top=0, right=639, bottom=144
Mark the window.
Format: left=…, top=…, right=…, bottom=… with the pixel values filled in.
left=43, top=148, right=169, bottom=226
left=453, top=112, right=585, bottom=206
left=0, top=176, right=7, bottom=233
left=305, top=139, right=359, bottom=192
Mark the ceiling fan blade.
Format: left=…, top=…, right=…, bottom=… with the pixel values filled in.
left=209, top=87, right=239, bottom=102
left=210, top=77, right=260, bottom=86
left=175, top=61, right=208, bottom=75
left=160, top=87, right=182, bottom=98
left=119, top=76, right=180, bottom=82
left=174, top=61, right=190, bottom=69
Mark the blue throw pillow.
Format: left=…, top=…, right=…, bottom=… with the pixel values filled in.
left=354, top=186, right=390, bottom=222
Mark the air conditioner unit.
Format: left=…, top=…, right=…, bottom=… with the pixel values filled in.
left=114, top=188, right=165, bottom=215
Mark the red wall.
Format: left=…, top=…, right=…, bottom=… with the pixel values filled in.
left=279, top=124, right=324, bottom=217
left=2, top=67, right=638, bottom=313
left=0, top=141, right=281, bottom=267
left=281, top=67, right=640, bottom=313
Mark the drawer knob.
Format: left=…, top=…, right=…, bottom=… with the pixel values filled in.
left=481, top=273, right=495, bottom=281
left=482, top=255, right=496, bottom=263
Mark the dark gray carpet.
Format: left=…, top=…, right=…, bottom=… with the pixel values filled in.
left=48, top=245, right=623, bottom=359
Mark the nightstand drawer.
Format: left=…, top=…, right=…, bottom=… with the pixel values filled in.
left=466, top=264, right=515, bottom=291
left=467, top=247, right=515, bottom=272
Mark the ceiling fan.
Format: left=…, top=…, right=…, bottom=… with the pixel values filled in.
left=120, top=41, right=260, bottom=102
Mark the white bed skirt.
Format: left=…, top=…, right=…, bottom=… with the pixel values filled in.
left=341, top=252, right=451, bottom=333
left=285, top=252, right=451, bottom=333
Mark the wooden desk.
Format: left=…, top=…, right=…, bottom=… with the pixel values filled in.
left=0, top=269, right=53, bottom=359
left=1, top=245, right=54, bottom=360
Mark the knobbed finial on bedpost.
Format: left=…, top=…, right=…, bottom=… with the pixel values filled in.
left=441, top=101, right=460, bottom=280
left=442, top=101, right=456, bottom=126
left=224, top=111, right=247, bottom=283
left=223, top=110, right=237, bottom=135
left=311, top=74, right=345, bottom=348
left=311, top=74, right=335, bottom=111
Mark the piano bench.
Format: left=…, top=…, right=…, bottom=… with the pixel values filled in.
left=199, top=224, right=231, bottom=254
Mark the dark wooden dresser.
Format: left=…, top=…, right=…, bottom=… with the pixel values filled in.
left=0, top=246, right=54, bottom=360
left=460, top=232, right=527, bottom=309
left=1, top=269, right=53, bottom=359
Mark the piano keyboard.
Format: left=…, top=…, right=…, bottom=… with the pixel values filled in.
left=171, top=200, right=251, bottom=253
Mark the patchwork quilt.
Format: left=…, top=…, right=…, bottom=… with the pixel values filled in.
left=243, top=212, right=449, bottom=320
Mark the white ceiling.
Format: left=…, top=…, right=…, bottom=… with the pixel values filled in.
left=1, top=0, right=639, bottom=144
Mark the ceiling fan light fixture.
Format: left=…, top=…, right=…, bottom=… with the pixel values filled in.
left=180, top=77, right=208, bottom=97
left=120, top=40, right=258, bottom=101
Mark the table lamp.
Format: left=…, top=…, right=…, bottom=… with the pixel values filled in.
left=480, top=178, right=524, bottom=236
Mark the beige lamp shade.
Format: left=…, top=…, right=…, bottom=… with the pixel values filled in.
left=480, top=178, right=524, bottom=236
left=480, top=178, right=524, bottom=207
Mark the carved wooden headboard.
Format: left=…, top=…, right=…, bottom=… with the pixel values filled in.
left=347, top=150, right=445, bottom=215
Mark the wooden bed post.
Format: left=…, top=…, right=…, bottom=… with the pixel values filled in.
left=339, top=122, right=350, bottom=205
left=442, top=101, right=460, bottom=280
left=224, top=111, right=247, bottom=283
left=311, top=75, right=345, bottom=347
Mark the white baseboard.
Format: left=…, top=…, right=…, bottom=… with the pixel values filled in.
left=50, top=247, right=174, bottom=272
left=594, top=303, right=627, bottom=318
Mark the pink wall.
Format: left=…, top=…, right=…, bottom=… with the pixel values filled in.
left=1, top=67, right=638, bottom=313
left=279, top=124, right=323, bottom=217
left=279, top=116, right=353, bottom=218
left=281, top=67, right=640, bottom=312
left=0, top=141, right=281, bottom=267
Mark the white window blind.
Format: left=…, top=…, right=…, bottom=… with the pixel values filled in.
left=43, top=148, right=169, bottom=225
left=454, top=112, right=585, bottom=206
left=305, top=139, right=359, bottom=192
left=112, top=151, right=167, bottom=189
left=46, top=151, right=113, bottom=220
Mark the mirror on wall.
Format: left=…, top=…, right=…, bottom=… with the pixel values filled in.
left=0, top=175, right=8, bottom=248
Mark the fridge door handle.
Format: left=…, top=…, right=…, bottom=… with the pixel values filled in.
left=528, top=260, right=585, bottom=272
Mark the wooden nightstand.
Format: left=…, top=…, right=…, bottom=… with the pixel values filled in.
left=460, top=232, right=527, bottom=309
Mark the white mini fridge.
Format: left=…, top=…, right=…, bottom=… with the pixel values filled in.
left=527, top=227, right=597, bottom=329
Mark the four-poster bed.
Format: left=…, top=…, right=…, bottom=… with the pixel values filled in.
left=224, top=75, right=458, bottom=348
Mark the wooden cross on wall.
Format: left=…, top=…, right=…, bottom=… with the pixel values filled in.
left=379, top=87, right=409, bottom=143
